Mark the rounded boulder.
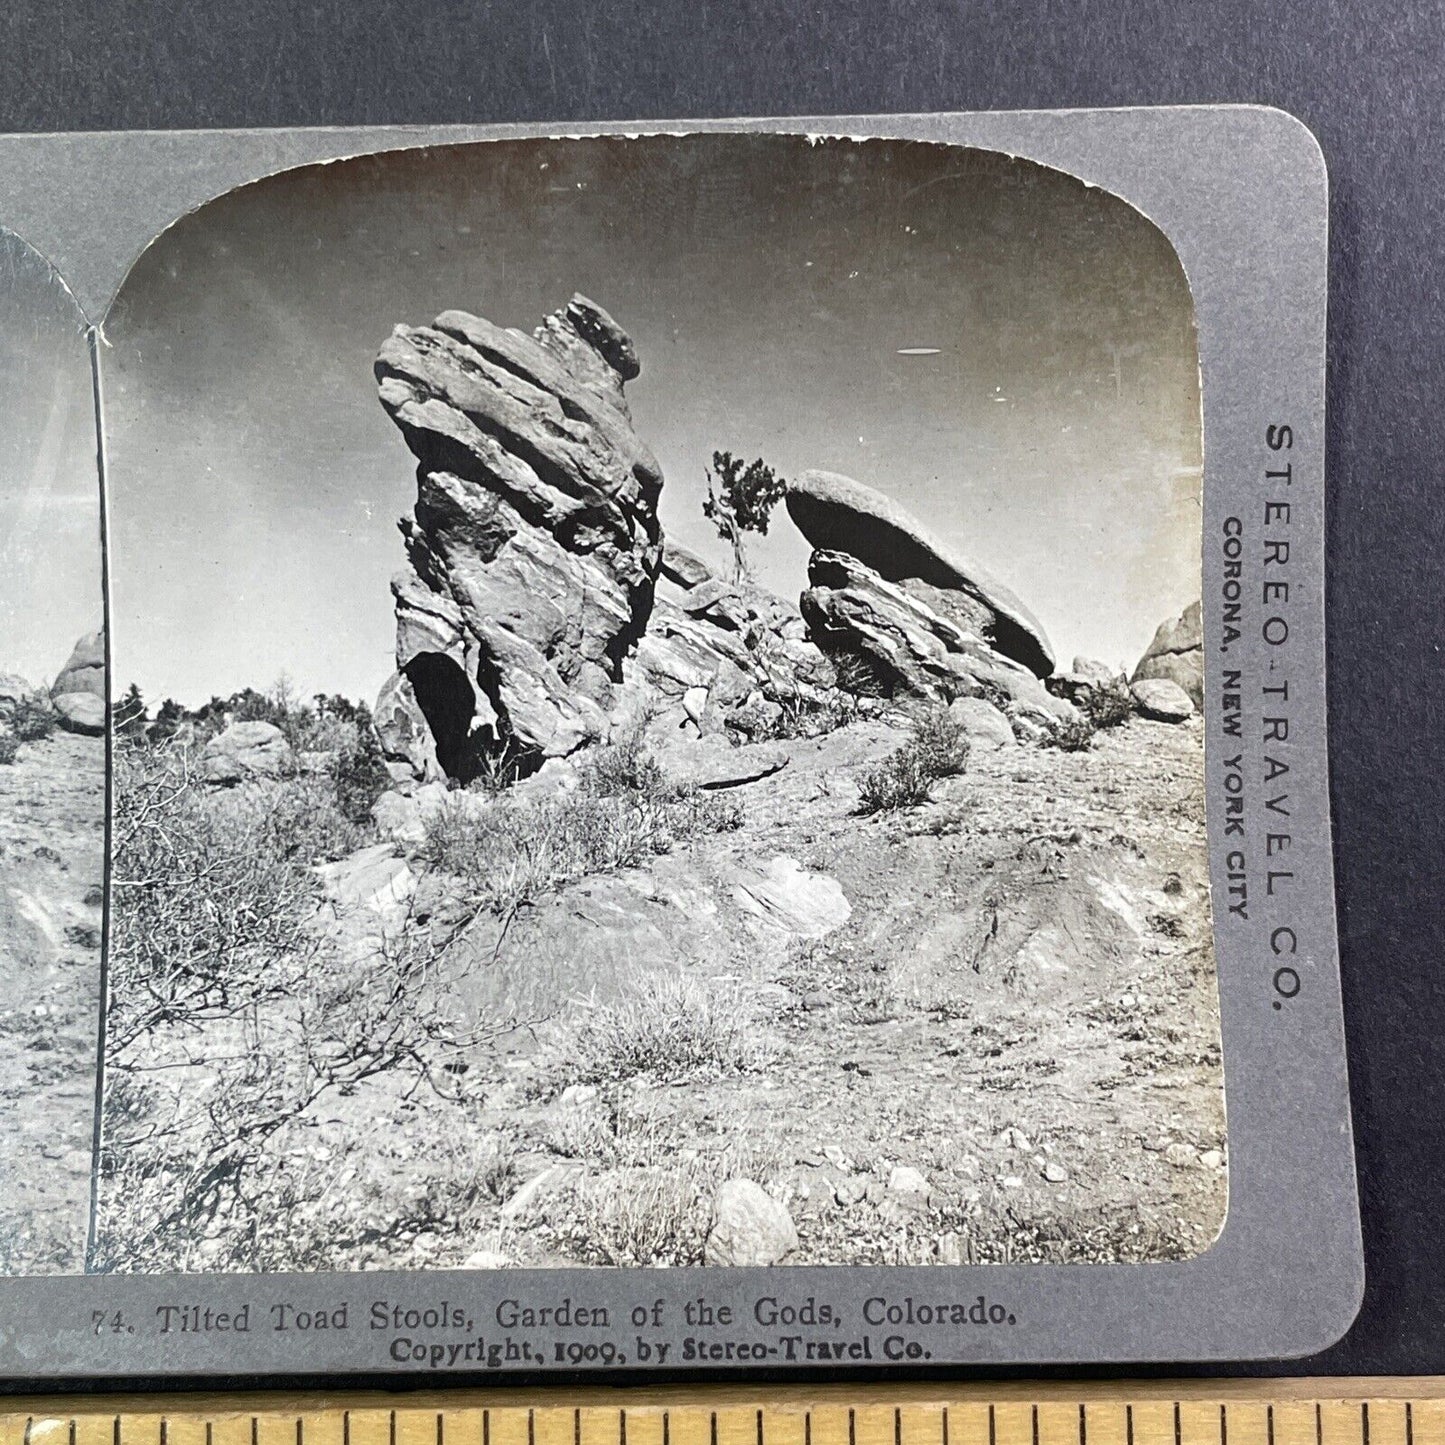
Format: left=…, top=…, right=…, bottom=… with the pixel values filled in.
left=1130, top=678, right=1195, bottom=723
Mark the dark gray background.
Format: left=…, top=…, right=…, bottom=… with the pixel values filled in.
left=0, top=0, right=1436, bottom=1383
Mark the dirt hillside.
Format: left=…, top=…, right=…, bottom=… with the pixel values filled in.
left=0, top=730, right=103, bottom=1273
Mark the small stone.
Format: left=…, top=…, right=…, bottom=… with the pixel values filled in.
left=1002, top=1175, right=1024, bottom=1189
left=1164, top=1142, right=1198, bottom=1169
left=559, top=1084, right=599, bottom=1107
left=1041, top=1161, right=1068, bottom=1183
left=936, top=1232, right=965, bottom=1266
left=462, top=1247, right=509, bottom=1270
left=834, top=1178, right=867, bottom=1207
left=888, top=1164, right=929, bottom=1197
left=705, top=1179, right=797, bottom=1266
left=1199, top=1149, right=1225, bottom=1170
left=682, top=686, right=710, bottom=726
left=999, top=1126, right=1031, bottom=1152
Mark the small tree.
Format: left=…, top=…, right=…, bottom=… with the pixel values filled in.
left=114, top=683, right=147, bottom=739
left=149, top=697, right=185, bottom=741
left=702, top=450, right=787, bottom=584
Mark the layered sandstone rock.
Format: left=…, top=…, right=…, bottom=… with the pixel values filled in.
left=786, top=469, right=1055, bottom=678
left=374, top=296, right=664, bottom=778
left=799, top=549, right=1072, bottom=723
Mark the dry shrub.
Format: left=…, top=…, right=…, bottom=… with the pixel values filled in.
left=857, top=705, right=970, bottom=814
left=551, top=1162, right=713, bottom=1266
left=1083, top=677, right=1133, bottom=730
left=1045, top=714, right=1096, bottom=752
left=540, top=1107, right=785, bottom=1266
left=96, top=737, right=511, bottom=1273
left=0, top=731, right=17, bottom=766
left=421, top=761, right=740, bottom=918
left=10, top=696, right=57, bottom=743
left=553, top=975, right=772, bottom=1086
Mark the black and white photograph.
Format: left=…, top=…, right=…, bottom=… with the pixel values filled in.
left=0, top=227, right=106, bottom=1275
left=96, top=132, right=1225, bottom=1276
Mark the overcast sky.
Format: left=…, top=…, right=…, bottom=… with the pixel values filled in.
left=102, top=134, right=1201, bottom=708
left=0, top=231, right=101, bottom=687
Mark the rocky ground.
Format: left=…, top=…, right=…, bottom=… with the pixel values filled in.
left=0, top=729, right=103, bottom=1273
left=290, top=708, right=1224, bottom=1272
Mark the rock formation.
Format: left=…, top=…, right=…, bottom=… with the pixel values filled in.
left=786, top=469, right=1054, bottom=678
left=784, top=473, right=1072, bottom=727
left=50, top=629, right=105, bottom=737
left=374, top=295, right=664, bottom=780
left=375, top=297, right=838, bottom=781
left=200, top=720, right=295, bottom=785
left=373, top=298, right=1093, bottom=778
left=1133, top=600, right=1203, bottom=708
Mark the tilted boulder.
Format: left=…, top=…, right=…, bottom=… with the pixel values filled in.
left=374, top=295, right=663, bottom=776
left=800, top=551, right=1073, bottom=722
left=50, top=628, right=106, bottom=737
left=1132, top=600, right=1203, bottom=708
left=786, top=469, right=1054, bottom=678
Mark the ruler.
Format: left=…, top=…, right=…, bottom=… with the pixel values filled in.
left=3, top=1382, right=1444, bottom=1445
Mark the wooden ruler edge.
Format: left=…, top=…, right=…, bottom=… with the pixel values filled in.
left=3, top=1378, right=1445, bottom=1418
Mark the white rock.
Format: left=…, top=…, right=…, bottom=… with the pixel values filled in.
left=462, top=1248, right=509, bottom=1269
left=888, top=1164, right=930, bottom=1197
left=682, top=686, right=710, bottom=727
left=1199, top=1149, right=1226, bottom=1170
left=732, top=855, right=851, bottom=939
left=936, top=1232, right=965, bottom=1266
left=705, top=1179, right=797, bottom=1266
left=1041, top=1161, right=1068, bottom=1183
